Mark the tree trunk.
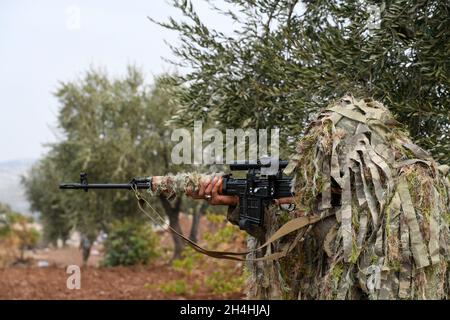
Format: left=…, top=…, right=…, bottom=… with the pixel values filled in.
left=19, top=246, right=25, bottom=262
left=189, top=202, right=208, bottom=243
left=81, top=243, right=92, bottom=267
left=160, top=195, right=185, bottom=260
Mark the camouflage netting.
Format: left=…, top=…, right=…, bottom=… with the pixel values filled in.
left=149, top=173, right=223, bottom=199
left=245, top=95, right=450, bottom=300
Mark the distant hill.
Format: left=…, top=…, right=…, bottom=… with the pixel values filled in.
left=0, top=159, right=36, bottom=216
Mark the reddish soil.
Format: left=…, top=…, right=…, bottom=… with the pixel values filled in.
left=0, top=214, right=247, bottom=300
left=0, top=263, right=244, bottom=300
left=30, top=246, right=103, bottom=267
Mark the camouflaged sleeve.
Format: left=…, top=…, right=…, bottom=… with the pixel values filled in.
left=149, top=172, right=223, bottom=199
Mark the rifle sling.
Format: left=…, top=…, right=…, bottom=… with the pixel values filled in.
left=133, top=186, right=329, bottom=261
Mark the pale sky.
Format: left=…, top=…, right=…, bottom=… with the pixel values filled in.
left=0, top=0, right=234, bottom=162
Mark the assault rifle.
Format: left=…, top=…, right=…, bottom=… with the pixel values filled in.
left=59, top=160, right=294, bottom=233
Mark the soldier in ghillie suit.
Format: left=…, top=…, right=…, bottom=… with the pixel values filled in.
left=234, top=96, right=450, bottom=300
left=151, top=96, right=450, bottom=299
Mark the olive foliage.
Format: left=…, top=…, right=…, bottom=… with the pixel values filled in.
left=158, top=0, right=449, bottom=163
left=23, top=67, right=189, bottom=252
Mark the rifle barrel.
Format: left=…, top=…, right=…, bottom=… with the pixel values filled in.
left=59, top=183, right=150, bottom=190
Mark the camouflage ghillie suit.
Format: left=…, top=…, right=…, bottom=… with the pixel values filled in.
left=242, top=96, right=450, bottom=300
left=147, top=96, right=449, bottom=299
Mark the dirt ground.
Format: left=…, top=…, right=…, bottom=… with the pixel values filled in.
left=0, top=263, right=244, bottom=300
left=0, top=214, right=246, bottom=300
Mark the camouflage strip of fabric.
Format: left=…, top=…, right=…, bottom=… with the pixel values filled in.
left=246, top=95, right=450, bottom=300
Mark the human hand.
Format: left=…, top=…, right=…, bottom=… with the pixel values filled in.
left=186, top=176, right=239, bottom=206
